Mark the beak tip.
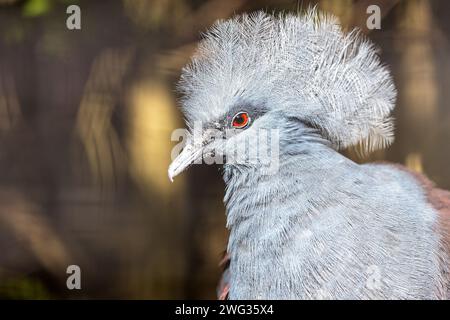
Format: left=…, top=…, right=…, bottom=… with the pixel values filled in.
left=168, top=170, right=174, bottom=183
left=168, top=141, right=199, bottom=183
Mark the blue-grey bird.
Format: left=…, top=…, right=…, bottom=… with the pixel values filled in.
left=168, top=9, right=450, bottom=299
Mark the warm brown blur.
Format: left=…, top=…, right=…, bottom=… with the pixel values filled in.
left=0, top=0, right=449, bottom=299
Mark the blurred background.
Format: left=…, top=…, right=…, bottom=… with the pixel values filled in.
left=0, top=0, right=449, bottom=299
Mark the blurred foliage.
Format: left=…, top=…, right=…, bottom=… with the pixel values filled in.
left=22, top=0, right=51, bottom=17
left=21, top=0, right=79, bottom=18
left=0, top=276, right=51, bottom=299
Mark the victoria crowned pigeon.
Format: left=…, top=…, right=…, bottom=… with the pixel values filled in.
left=168, top=9, right=450, bottom=299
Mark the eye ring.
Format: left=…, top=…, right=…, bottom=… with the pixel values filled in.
left=231, top=112, right=251, bottom=129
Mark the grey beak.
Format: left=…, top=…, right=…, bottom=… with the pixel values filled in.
left=168, top=141, right=203, bottom=182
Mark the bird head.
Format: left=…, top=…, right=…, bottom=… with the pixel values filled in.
left=168, top=9, right=396, bottom=181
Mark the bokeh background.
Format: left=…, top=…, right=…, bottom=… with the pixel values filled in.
left=0, top=0, right=449, bottom=299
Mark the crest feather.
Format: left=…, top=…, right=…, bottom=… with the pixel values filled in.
left=178, top=8, right=397, bottom=153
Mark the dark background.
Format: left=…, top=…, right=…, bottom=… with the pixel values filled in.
left=0, top=0, right=449, bottom=299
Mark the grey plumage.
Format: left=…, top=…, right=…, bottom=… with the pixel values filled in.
left=169, top=9, right=450, bottom=299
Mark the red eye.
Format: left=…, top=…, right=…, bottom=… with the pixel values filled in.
left=231, top=112, right=250, bottom=129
